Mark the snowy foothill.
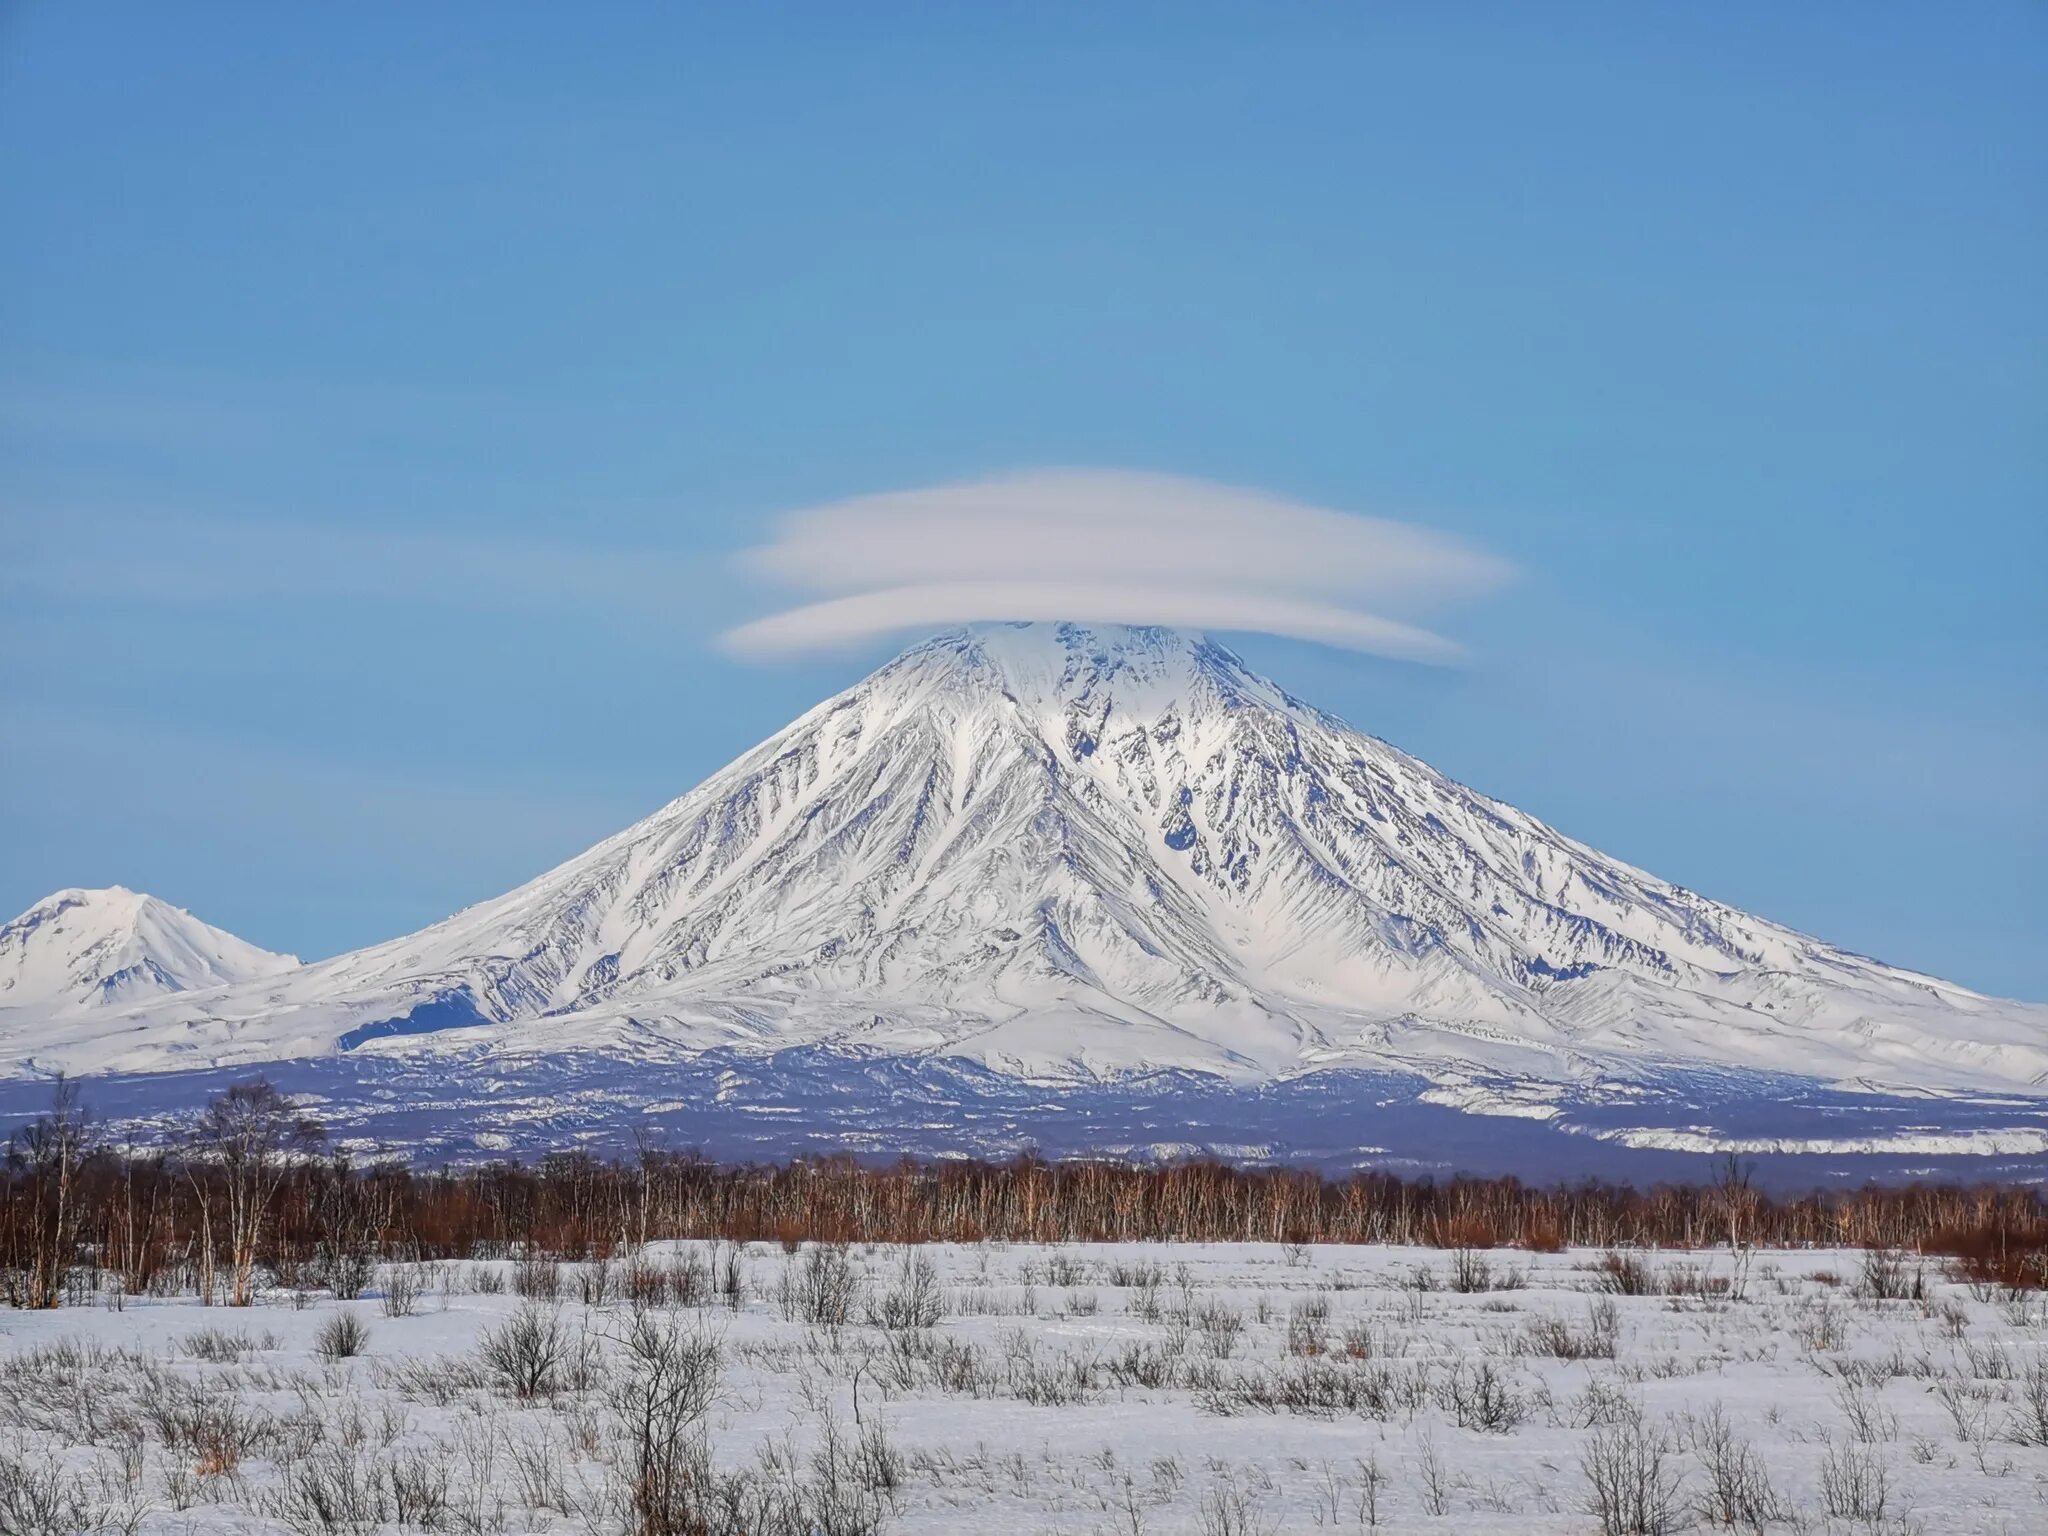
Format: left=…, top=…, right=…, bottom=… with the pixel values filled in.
left=3, top=1239, right=2046, bottom=1533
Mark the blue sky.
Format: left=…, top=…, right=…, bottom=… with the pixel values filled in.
left=2, top=4, right=2042, bottom=995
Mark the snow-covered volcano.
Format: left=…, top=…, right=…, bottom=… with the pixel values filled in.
left=0, top=886, right=297, bottom=1015
left=3, top=624, right=2043, bottom=1163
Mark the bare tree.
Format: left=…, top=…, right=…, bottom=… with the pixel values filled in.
left=6, top=1077, right=98, bottom=1307
left=312, top=1150, right=379, bottom=1299
left=183, top=1079, right=324, bottom=1307
left=1582, top=1417, right=1683, bottom=1536
left=1712, top=1154, right=1760, bottom=1299
left=612, top=1309, right=723, bottom=1532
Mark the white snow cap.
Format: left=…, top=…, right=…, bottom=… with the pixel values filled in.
left=0, top=885, right=298, bottom=1014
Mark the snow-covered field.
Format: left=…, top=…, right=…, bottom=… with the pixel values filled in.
left=4, top=1241, right=2045, bottom=1534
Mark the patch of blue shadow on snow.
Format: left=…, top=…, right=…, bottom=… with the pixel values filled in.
left=337, top=989, right=490, bottom=1052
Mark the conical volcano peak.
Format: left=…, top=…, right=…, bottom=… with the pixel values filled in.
left=0, top=885, right=298, bottom=1015
left=884, top=621, right=1288, bottom=721
left=6, top=614, right=2043, bottom=1159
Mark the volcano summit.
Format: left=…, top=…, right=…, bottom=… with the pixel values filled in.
left=4, top=623, right=2042, bottom=1178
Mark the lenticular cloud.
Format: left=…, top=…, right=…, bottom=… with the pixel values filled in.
left=719, top=468, right=1511, bottom=662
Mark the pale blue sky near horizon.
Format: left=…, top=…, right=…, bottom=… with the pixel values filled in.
left=2, top=4, right=2043, bottom=994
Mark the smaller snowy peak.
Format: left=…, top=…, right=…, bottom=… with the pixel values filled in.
left=0, top=886, right=299, bottom=1014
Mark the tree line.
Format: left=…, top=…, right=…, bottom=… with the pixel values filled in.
left=5, top=1076, right=2045, bottom=1307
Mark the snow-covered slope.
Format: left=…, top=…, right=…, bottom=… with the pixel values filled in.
left=3, top=625, right=2042, bottom=1130
left=0, top=887, right=298, bottom=1016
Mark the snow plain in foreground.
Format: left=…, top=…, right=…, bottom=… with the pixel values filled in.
left=3, top=1240, right=2045, bottom=1533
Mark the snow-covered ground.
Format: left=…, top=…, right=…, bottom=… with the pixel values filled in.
left=4, top=1241, right=2045, bottom=1533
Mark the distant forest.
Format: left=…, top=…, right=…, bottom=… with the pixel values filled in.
left=5, top=1077, right=2045, bottom=1308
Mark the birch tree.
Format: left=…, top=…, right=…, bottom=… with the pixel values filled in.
left=185, top=1080, right=324, bottom=1307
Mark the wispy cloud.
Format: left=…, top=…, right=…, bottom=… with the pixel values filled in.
left=720, top=469, right=1512, bottom=662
